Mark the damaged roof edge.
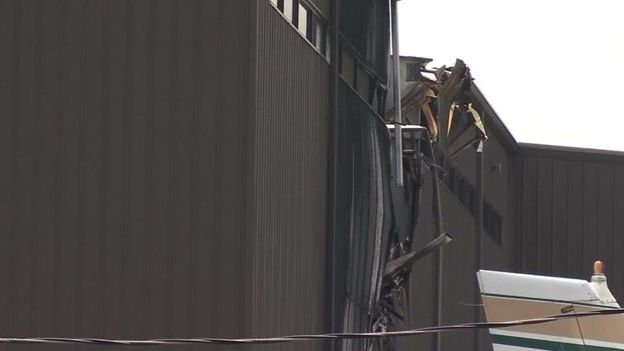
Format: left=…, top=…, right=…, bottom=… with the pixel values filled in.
left=470, top=83, right=518, bottom=153
left=390, top=55, right=517, bottom=154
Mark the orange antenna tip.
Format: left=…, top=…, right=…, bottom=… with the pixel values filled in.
left=594, top=260, right=605, bottom=275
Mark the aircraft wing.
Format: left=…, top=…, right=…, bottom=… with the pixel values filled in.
left=478, top=265, right=624, bottom=351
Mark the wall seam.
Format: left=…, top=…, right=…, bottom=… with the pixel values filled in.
left=96, top=0, right=111, bottom=337
left=211, top=0, right=223, bottom=336
left=142, top=0, right=155, bottom=338
left=75, top=0, right=88, bottom=338
left=120, top=0, right=134, bottom=339
left=241, top=0, right=258, bottom=337
left=8, top=0, right=19, bottom=342
left=30, top=0, right=43, bottom=337
left=187, top=0, right=201, bottom=339
left=53, top=0, right=66, bottom=336
left=165, top=0, right=179, bottom=338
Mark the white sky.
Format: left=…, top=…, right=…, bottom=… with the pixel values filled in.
left=398, top=0, right=624, bottom=151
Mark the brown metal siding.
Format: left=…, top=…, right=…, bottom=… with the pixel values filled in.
left=438, top=188, right=479, bottom=351
left=404, top=173, right=479, bottom=351
left=403, top=117, right=517, bottom=351
left=518, top=145, right=624, bottom=301
left=404, top=172, right=436, bottom=351
left=248, top=2, right=329, bottom=350
left=482, top=131, right=515, bottom=270
left=446, top=120, right=516, bottom=270
left=333, top=83, right=394, bottom=351
left=0, top=0, right=255, bottom=349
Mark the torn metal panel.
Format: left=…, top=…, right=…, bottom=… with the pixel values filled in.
left=370, top=57, right=494, bottom=351
left=383, top=233, right=452, bottom=278
left=385, top=58, right=488, bottom=159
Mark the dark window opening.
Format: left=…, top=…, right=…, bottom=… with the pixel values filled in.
left=432, top=149, right=502, bottom=246
left=406, top=62, right=421, bottom=82
left=338, top=43, right=343, bottom=74
left=377, top=85, right=386, bottom=115
left=356, top=65, right=369, bottom=97
left=305, top=8, right=316, bottom=43
left=315, top=21, right=325, bottom=53
left=325, top=29, right=331, bottom=61
left=368, top=76, right=376, bottom=104
left=341, top=46, right=355, bottom=87
left=484, top=203, right=502, bottom=246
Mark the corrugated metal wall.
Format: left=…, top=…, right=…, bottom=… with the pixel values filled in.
left=399, top=115, right=517, bottom=351
left=0, top=0, right=332, bottom=350
left=0, top=1, right=255, bottom=349
left=333, top=83, right=393, bottom=351
left=403, top=170, right=480, bottom=350
left=517, top=144, right=624, bottom=301
left=482, top=130, right=516, bottom=270
left=248, top=2, right=329, bottom=350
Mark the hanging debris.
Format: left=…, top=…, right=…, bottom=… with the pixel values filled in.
left=385, top=58, right=488, bottom=158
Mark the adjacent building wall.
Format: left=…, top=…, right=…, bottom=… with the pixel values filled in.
left=517, top=144, right=624, bottom=301
left=0, top=1, right=255, bottom=348
left=0, top=1, right=331, bottom=351
left=482, top=130, right=517, bottom=270
left=402, top=104, right=517, bottom=351
left=248, top=2, right=329, bottom=350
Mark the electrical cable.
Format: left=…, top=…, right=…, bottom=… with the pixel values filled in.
left=0, top=308, right=622, bottom=346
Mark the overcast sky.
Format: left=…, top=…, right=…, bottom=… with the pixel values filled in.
left=398, top=0, right=624, bottom=151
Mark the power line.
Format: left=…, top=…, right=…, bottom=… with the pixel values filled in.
left=0, top=308, right=622, bottom=346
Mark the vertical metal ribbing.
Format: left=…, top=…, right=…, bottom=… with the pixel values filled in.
left=429, top=139, right=444, bottom=351
left=8, top=0, right=19, bottom=343
left=53, top=0, right=67, bottom=337
left=75, top=0, right=88, bottom=338
left=31, top=0, right=43, bottom=337
left=188, top=0, right=201, bottom=340
left=143, top=0, right=155, bottom=338
left=390, top=0, right=402, bottom=187
left=474, top=139, right=484, bottom=351
left=165, top=0, right=178, bottom=339
left=120, top=0, right=133, bottom=339
left=97, top=0, right=110, bottom=338
left=327, top=0, right=340, bottom=349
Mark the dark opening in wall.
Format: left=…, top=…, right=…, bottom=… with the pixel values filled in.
left=484, top=203, right=502, bottom=246
left=435, top=151, right=503, bottom=246
left=406, top=62, right=421, bottom=82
